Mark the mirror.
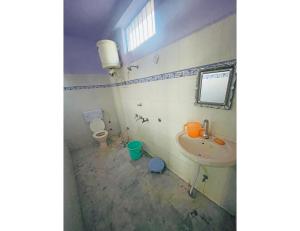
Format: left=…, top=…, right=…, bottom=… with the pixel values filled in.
left=195, top=60, right=236, bottom=110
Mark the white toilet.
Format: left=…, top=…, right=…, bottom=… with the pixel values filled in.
left=90, top=118, right=108, bottom=149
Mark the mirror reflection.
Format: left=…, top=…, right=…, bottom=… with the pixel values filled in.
left=195, top=61, right=236, bottom=110
left=199, top=70, right=231, bottom=104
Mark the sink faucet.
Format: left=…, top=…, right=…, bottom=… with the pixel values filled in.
left=202, top=119, right=209, bottom=139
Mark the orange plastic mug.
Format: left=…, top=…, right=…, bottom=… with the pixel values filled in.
left=184, top=122, right=203, bottom=138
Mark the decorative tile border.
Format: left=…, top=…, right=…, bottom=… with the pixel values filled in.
left=64, top=59, right=236, bottom=91
left=64, top=85, right=110, bottom=91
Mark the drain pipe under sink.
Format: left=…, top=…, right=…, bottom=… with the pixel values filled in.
left=189, top=165, right=201, bottom=196
left=189, top=164, right=209, bottom=197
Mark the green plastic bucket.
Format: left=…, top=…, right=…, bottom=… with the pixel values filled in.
left=127, top=140, right=143, bottom=160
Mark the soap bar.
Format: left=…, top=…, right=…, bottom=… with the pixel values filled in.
left=214, top=138, right=225, bottom=145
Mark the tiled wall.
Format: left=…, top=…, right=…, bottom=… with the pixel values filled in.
left=63, top=14, right=236, bottom=214
left=64, top=60, right=234, bottom=91
left=111, top=15, right=236, bottom=215
left=64, top=74, right=121, bottom=150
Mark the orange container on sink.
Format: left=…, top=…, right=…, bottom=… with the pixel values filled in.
left=184, top=122, right=204, bottom=138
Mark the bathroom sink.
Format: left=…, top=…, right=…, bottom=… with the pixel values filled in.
left=176, top=131, right=236, bottom=167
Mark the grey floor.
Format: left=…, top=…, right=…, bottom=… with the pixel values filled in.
left=71, top=141, right=236, bottom=231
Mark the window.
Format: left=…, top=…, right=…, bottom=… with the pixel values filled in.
left=126, top=0, right=155, bottom=52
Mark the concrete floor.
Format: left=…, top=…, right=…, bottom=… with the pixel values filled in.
left=71, top=141, right=236, bottom=231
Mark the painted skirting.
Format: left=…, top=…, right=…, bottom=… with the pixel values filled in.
left=64, top=59, right=236, bottom=91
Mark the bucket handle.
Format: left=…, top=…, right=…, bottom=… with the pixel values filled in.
left=183, top=123, right=187, bottom=132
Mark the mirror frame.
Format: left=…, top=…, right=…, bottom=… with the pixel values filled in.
left=195, top=60, right=236, bottom=110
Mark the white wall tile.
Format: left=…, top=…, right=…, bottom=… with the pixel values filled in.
left=111, top=15, right=236, bottom=215
left=64, top=75, right=121, bottom=150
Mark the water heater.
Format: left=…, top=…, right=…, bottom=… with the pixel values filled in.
left=96, top=40, right=121, bottom=69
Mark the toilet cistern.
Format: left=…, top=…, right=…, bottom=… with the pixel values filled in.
left=202, top=119, right=209, bottom=139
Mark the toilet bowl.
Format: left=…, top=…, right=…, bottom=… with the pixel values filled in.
left=90, top=118, right=108, bottom=149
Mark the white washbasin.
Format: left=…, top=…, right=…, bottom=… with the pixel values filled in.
left=176, top=131, right=236, bottom=167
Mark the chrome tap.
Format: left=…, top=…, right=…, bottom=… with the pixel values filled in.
left=136, top=115, right=143, bottom=121
left=127, top=65, right=139, bottom=71
left=202, top=119, right=209, bottom=139
left=142, top=118, right=149, bottom=123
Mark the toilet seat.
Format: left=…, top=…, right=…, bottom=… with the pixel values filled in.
left=90, top=118, right=105, bottom=133
left=89, top=117, right=108, bottom=149
left=96, top=131, right=106, bottom=137
left=92, top=130, right=108, bottom=139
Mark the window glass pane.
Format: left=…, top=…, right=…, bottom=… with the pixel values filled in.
left=142, top=8, right=148, bottom=40
left=127, top=26, right=133, bottom=51
left=136, top=18, right=140, bottom=47
left=126, top=0, right=155, bottom=52
left=138, top=13, right=144, bottom=44
left=151, top=0, right=155, bottom=33
left=146, top=2, right=153, bottom=36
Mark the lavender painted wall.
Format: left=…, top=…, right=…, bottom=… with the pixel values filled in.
left=64, top=0, right=132, bottom=39
left=64, top=35, right=106, bottom=75
left=64, top=0, right=132, bottom=74
left=64, top=0, right=236, bottom=74
left=115, top=0, right=236, bottom=65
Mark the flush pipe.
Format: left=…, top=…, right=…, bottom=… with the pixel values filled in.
left=189, top=164, right=208, bottom=197
left=189, top=165, right=201, bottom=196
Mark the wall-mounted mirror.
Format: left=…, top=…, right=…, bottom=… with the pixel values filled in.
left=195, top=60, right=236, bottom=110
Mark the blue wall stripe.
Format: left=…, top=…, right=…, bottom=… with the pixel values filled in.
left=64, top=59, right=235, bottom=91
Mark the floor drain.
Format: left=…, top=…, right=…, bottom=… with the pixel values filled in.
left=190, top=210, right=198, bottom=217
